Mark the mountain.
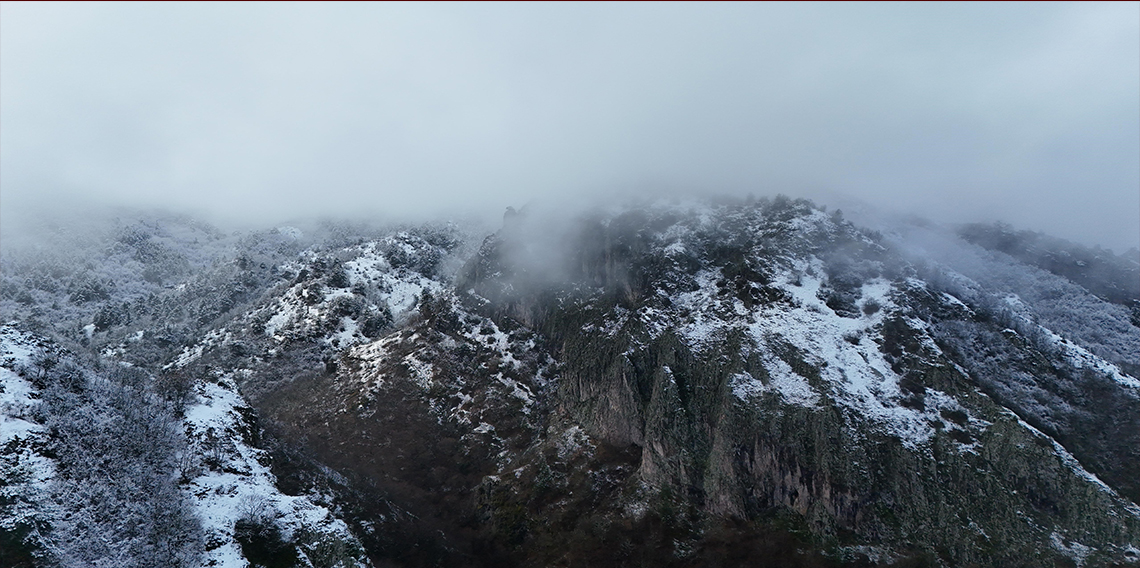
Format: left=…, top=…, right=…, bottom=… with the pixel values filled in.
left=2, top=196, right=1138, bottom=567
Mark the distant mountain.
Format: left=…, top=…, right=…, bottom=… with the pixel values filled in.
left=2, top=197, right=1138, bottom=567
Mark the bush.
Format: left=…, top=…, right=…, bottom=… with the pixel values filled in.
left=0, top=525, right=40, bottom=568
left=360, top=310, right=393, bottom=339
left=325, top=266, right=349, bottom=289
left=93, top=302, right=131, bottom=331
left=155, top=370, right=198, bottom=411
left=234, top=517, right=299, bottom=568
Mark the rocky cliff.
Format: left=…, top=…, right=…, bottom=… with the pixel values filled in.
left=2, top=197, right=1138, bottom=567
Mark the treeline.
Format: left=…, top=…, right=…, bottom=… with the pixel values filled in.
left=958, top=222, right=1140, bottom=310
left=3, top=336, right=203, bottom=567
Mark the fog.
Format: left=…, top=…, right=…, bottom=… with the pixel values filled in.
left=2, top=2, right=1137, bottom=252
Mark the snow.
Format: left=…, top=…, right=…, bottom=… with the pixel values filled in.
left=754, top=353, right=822, bottom=407
left=673, top=270, right=729, bottom=349
left=350, top=298, right=544, bottom=432
left=1051, top=532, right=1095, bottom=568
left=342, top=239, right=443, bottom=323
left=1124, top=545, right=1140, bottom=563
left=167, top=329, right=230, bottom=369
left=496, top=373, right=536, bottom=412
left=951, top=273, right=1140, bottom=390
left=264, top=309, right=292, bottom=337
left=670, top=257, right=940, bottom=448
left=940, top=291, right=972, bottom=313
left=403, top=353, right=434, bottom=388
left=344, top=245, right=392, bottom=281
left=450, top=392, right=475, bottom=425
left=1, top=329, right=45, bottom=441
left=183, top=374, right=369, bottom=567
left=556, top=425, right=593, bottom=460
left=1, top=328, right=36, bottom=365
left=729, top=372, right=763, bottom=400
left=323, top=287, right=355, bottom=301
left=10, top=204, right=1136, bottom=561
left=1037, top=325, right=1140, bottom=389
left=254, top=237, right=444, bottom=348
left=0, top=326, right=57, bottom=546
left=327, top=316, right=361, bottom=347
left=470, top=324, right=523, bottom=370
left=663, top=241, right=687, bottom=256
left=251, top=235, right=459, bottom=355
left=352, top=334, right=403, bottom=387
left=889, top=222, right=1140, bottom=384
left=0, top=411, right=40, bottom=442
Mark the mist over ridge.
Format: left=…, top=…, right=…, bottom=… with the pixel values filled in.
left=2, top=2, right=1137, bottom=253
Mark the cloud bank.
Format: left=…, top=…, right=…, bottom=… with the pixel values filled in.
left=2, top=2, right=1137, bottom=250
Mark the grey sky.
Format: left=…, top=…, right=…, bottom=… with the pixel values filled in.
left=2, top=2, right=1137, bottom=251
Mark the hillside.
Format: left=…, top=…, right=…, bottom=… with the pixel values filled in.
left=2, top=196, right=1139, bottom=567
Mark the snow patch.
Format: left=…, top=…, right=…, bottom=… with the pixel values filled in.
left=1037, top=325, right=1140, bottom=389
left=0, top=327, right=56, bottom=550
left=327, top=316, right=360, bottom=348
left=183, top=375, right=369, bottom=567
left=750, top=265, right=933, bottom=446
left=673, top=257, right=937, bottom=448
left=403, top=353, right=434, bottom=389
left=496, top=373, right=535, bottom=412
left=1051, top=532, right=1095, bottom=567
left=556, top=425, right=593, bottom=460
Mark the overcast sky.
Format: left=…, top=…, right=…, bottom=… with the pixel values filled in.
left=2, top=2, right=1137, bottom=251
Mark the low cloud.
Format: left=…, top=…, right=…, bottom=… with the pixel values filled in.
left=2, top=2, right=1136, bottom=250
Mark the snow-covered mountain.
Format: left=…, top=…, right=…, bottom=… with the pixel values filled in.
left=2, top=196, right=1138, bottom=567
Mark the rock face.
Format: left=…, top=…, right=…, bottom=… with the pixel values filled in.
left=446, top=198, right=1140, bottom=566
left=3, top=197, right=1139, bottom=567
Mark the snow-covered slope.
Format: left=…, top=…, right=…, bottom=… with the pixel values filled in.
left=3, top=198, right=1138, bottom=567
left=0, top=323, right=372, bottom=568
left=181, top=372, right=371, bottom=568
left=0, top=327, right=56, bottom=567
left=451, top=198, right=1140, bottom=566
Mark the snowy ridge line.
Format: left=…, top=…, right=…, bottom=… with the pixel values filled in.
left=155, top=232, right=456, bottom=378
left=1011, top=413, right=1140, bottom=519
left=991, top=288, right=1140, bottom=390
left=259, top=237, right=445, bottom=346
left=1035, top=323, right=1140, bottom=390
left=904, top=233, right=1140, bottom=390
left=985, top=285, right=1139, bottom=390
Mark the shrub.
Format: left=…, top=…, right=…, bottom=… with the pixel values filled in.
left=0, top=525, right=40, bottom=568
left=234, top=517, right=298, bottom=568
left=862, top=299, right=881, bottom=315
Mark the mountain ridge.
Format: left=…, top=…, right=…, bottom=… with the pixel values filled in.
left=2, top=195, right=1138, bottom=567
